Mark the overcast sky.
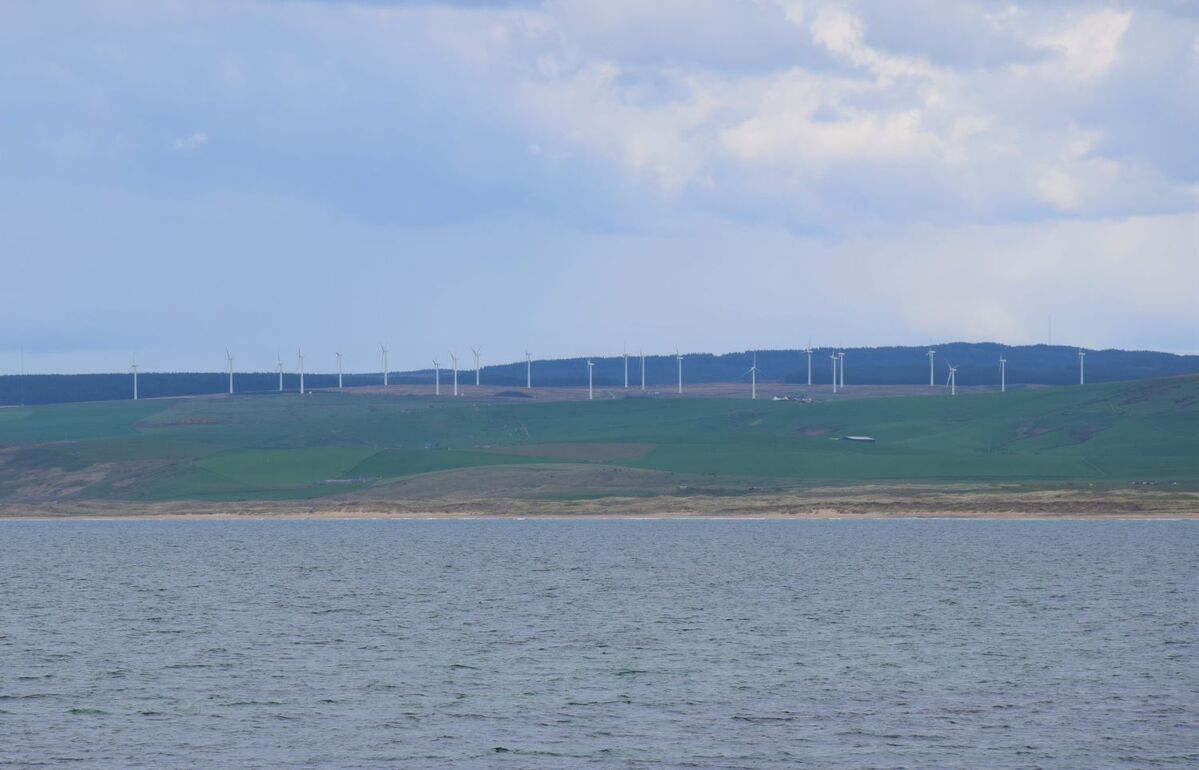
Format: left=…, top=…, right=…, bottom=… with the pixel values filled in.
left=2, top=0, right=1196, bottom=373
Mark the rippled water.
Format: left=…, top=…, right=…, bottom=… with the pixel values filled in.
left=1, top=519, right=1196, bottom=768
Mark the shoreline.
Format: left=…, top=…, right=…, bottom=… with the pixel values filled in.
left=3, top=514, right=1196, bottom=521
left=3, top=489, right=1196, bottom=521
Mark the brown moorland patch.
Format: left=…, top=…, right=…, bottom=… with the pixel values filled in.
left=482, top=442, right=655, bottom=463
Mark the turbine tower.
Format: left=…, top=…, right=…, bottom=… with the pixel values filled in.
left=927, top=349, right=936, bottom=386
left=297, top=349, right=305, bottom=394
left=525, top=350, right=532, bottom=389
left=380, top=345, right=389, bottom=388
left=747, top=351, right=758, bottom=400
left=450, top=352, right=459, bottom=396
left=432, top=359, right=441, bottom=396
left=946, top=362, right=958, bottom=396
left=623, top=348, right=629, bottom=389
left=805, top=343, right=813, bottom=386
left=226, top=349, right=234, bottom=395
left=336, top=352, right=344, bottom=389
left=130, top=359, right=139, bottom=401
left=830, top=352, right=838, bottom=393
left=471, top=347, right=481, bottom=387
left=276, top=353, right=283, bottom=392
left=587, top=359, right=595, bottom=401
left=838, top=351, right=845, bottom=390
left=999, top=355, right=1007, bottom=393
left=1078, top=349, right=1086, bottom=385
left=675, top=349, right=684, bottom=395
left=640, top=350, right=646, bottom=391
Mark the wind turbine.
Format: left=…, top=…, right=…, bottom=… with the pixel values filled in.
left=747, top=351, right=758, bottom=400
left=927, top=349, right=936, bottom=386
left=838, top=351, right=845, bottom=390
left=587, top=359, right=595, bottom=400
left=450, top=352, right=459, bottom=396
left=276, top=353, right=283, bottom=392
left=805, top=342, right=813, bottom=386
left=830, top=352, right=838, bottom=393
left=432, top=359, right=441, bottom=396
left=946, top=362, right=957, bottom=396
left=226, top=349, right=234, bottom=395
left=623, top=348, right=629, bottom=389
left=130, top=358, right=139, bottom=401
left=297, top=349, right=305, bottom=394
left=380, top=345, right=389, bottom=387
left=999, top=355, right=1007, bottom=393
left=471, top=347, right=481, bottom=387
left=675, top=348, right=684, bottom=395
left=525, top=351, right=532, bottom=389
left=640, top=350, right=646, bottom=391
left=1078, top=349, right=1085, bottom=385
left=336, top=352, right=344, bottom=389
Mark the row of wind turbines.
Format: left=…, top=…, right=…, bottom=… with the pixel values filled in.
left=126, top=346, right=1090, bottom=401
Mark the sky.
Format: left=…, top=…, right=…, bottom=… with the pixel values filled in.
left=1, top=0, right=1196, bottom=374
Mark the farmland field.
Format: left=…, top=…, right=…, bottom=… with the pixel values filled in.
left=0, top=376, right=1195, bottom=510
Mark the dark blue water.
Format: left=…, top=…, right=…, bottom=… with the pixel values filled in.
left=1, top=519, right=1196, bottom=768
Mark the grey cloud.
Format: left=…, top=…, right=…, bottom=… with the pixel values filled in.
left=851, top=0, right=1047, bottom=68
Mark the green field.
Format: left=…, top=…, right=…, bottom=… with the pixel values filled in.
left=0, top=376, right=1195, bottom=504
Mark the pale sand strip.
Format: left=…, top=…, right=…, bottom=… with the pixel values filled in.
left=3, top=487, right=1195, bottom=520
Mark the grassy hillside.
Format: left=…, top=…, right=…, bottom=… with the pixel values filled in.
left=0, top=376, right=1195, bottom=504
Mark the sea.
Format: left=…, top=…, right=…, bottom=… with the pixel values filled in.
left=1, top=519, right=1195, bottom=769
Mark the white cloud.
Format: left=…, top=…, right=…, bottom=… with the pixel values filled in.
left=873, top=212, right=1199, bottom=348
left=718, top=71, right=943, bottom=167
left=807, top=4, right=933, bottom=82
left=1025, top=9, right=1134, bottom=82
left=1036, top=167, right=1080, bottom=211
left=487, top=2, right=1187, bottom=227
left=172, top=131, right=208, bottom=151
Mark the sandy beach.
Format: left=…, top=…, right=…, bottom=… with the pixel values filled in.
left=4, top=486, right=1195, bottom=521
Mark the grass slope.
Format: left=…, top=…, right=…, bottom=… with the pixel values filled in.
left=0, top=376, right=1194, bottom=503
